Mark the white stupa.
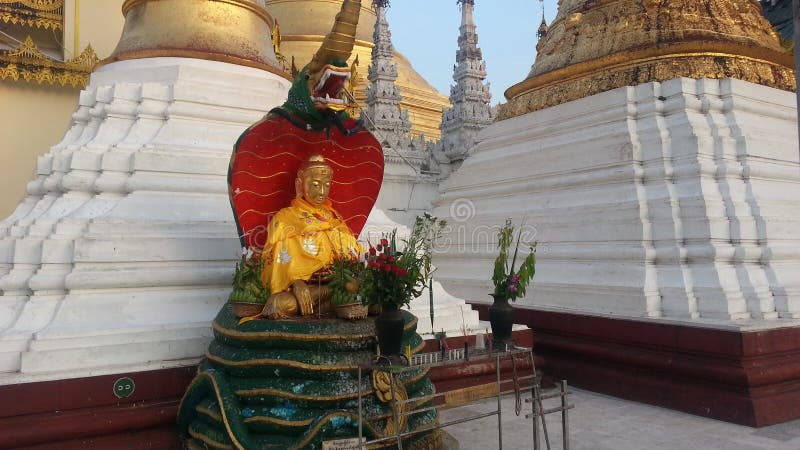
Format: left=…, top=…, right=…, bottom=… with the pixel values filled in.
left=0, top=0, right=291, bottom=381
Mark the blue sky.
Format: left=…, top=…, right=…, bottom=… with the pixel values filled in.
left=386, top=0, right=559, bottom=104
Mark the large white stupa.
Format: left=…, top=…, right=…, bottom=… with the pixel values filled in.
left=434, top=0, right=800, bottom=427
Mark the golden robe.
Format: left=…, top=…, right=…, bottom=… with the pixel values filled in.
left=261, top=198, right=362, bottom=293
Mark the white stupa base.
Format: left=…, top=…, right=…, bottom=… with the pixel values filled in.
left=374, top=152, right=441, bottom=229
left=0, top=57, right=291, bottom=381
left=435, top=78, right=800, bottom=324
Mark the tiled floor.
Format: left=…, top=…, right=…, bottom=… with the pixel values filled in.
left=440, top=387, right=800, bottom=449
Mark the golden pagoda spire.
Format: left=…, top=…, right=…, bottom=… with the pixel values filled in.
left=98, top=0, right=287, bottom=78
left=500, top=0, right=796, bottom=120
left=536, top=0, right=548, bottom=39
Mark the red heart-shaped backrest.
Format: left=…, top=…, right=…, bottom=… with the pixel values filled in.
left=229, top=115, right=384, bottom=250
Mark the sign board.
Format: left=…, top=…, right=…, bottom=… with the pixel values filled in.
left=322, top=437, right=366, bottom=450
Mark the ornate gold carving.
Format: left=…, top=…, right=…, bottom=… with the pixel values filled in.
left=0, top=36, right=98, bottom=87
left=0, top=0, right=62, bottom=10
left=0, top=0, right=63, bottom=30
left=501, top=0, right=796, bottom=120
left=372, top=369, right=409, bottom=436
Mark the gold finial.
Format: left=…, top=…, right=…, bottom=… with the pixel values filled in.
left=344, top=53, right=361, bottom=116
left=291, top=55, right=299, bottom=78
left=272, top=19, right=282, bottom=56
left=537, top=0, right=547, bottom=39
left=347, top=54, right=360, bottom=95
left=500, top=0, right=795, bottom=120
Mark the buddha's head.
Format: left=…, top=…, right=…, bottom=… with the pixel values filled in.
left=296, top=154, right=333, bottom=205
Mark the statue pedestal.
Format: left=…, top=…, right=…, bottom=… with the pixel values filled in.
left=179, top=305, right=443, bottom=449
left=0, top=57, right=290, bottom=378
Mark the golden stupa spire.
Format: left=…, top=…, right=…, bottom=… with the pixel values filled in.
left=500, top=0, right=796, bottom=120
left=99, top=0, right=287, bottom=78
left=537, top=0, right=547, bottom=39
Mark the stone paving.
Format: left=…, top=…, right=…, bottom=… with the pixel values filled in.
left=440, top=387, right=800, bottom=449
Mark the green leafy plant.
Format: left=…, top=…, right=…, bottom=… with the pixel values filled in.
left=328, top=255, right=362, bottom=305
left=492, top=218, right=536, bottom=301
left=359, top=214, right=446, bottom=309
left=229, top=252, right=270, bottom=303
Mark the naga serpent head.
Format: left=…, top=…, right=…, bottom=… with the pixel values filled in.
left=298, top=0, right=361, bottom=113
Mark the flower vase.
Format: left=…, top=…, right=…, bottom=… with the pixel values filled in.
left=488, top=294, right=513, bottom=349
left=375, top=304, right=404, bottom=356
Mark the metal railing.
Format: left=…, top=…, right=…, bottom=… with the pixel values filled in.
left=346, top=346, right=571, bottom=450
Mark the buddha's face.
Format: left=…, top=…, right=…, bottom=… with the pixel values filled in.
left=299, top=168, right=332, bottom=205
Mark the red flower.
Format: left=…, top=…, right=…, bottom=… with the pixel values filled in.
left=368, top=247, right=377, bottom=256
left=387, top=256, right=395, bottom=263
left=376, top=244, right=383, bottom=252
left=380, top=238, right=389, bottom=247
left=397, top=268, right=408, bottom=277
left=382, top=264, right=392, bottom=272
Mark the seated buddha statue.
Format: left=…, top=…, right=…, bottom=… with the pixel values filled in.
left=260, top=154, right=363, bottom=319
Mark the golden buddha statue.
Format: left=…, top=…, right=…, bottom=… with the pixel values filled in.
left=260, top=154, right=363, bottom=319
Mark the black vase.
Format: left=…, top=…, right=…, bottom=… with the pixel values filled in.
left=375, top=304, right=404, bottom=356
left=489, top=294, right=513, bottom=349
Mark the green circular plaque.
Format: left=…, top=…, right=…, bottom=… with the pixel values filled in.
left=113, top=377, right=135, bottom=399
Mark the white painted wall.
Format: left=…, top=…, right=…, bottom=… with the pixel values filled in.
left=434, top=78, right=800, bottom=322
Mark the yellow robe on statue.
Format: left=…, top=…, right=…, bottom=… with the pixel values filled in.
left=261, top=197, right=363, bottom=293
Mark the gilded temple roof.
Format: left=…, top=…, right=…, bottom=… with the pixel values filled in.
left=0, top=1, right=98, bottom=87
left=499, top=0, right=796, bottom=120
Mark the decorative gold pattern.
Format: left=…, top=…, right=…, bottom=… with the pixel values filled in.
left=500, top=0, right=796, bottom=120
left=0, top=36, right=98, bottom=87
left=0, top=0, right=62, bottom=10
left=372, top=369, right=409, bottom=436
left=0, top=0, right=62, bottom=30
left=0, top=0, right=62, bottom=28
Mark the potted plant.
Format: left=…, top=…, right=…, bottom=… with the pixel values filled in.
left=229, top=248, right=269, bottom=319
left=328, top=255, right=368, bottom=319
left=359, top=214, right=445, bottom=356
left=490, top=219, right=536, bottom=348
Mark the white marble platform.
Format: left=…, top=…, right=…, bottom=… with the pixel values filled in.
left=434, top=77, right=800, bottom=323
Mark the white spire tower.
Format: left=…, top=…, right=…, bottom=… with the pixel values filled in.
left=437, top=0, right=493, bottom=166
left=364, top=0, right=412, bottom=151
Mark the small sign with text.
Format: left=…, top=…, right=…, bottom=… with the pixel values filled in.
left=322, top=437, right=366, bottom=450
